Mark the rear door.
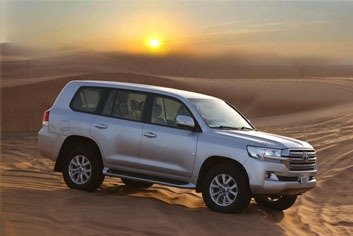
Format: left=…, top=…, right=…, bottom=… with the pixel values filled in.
left=90, top=89, right=147, bottom=169
left=139, top=95, right=199, bottom=178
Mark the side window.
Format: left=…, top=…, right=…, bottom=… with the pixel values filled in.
left=102, top=90, right=117, bottom=116
left=109, top=90, right=147, bottom=121
left=151, top=96, right=192, bottom=128
left=71, top=87, right=103, bottom=113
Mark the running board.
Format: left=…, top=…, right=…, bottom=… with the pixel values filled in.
left=103, top=168, right=196, bottom=189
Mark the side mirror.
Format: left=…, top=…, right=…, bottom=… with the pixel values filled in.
left=176, top=115, right=195, bottom=128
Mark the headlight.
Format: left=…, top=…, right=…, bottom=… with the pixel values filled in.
left=247, top=146, right=284, bottom=161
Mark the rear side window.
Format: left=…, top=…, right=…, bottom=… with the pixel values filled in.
left=102, top=89, right=147, bottom=122
left=71, top=87, right=103, bottom=113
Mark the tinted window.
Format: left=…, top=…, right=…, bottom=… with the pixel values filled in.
left=104, top=90, right=147, bottom=121
left=151, top=96, right=191, bottom=127
left=71, top=87, right=103, bottom=113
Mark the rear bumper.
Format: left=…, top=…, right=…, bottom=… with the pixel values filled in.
left=38, top=126, right=64, bottom=161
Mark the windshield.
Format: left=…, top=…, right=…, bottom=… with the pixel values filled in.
left=189, top=98, right=253, bottom=130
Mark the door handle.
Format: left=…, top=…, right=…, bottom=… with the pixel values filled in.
left=94, top=124, right=108, bottom=129
left=143, top=132, right=157, bottom=138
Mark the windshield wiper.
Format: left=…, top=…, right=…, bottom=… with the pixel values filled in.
left=237, top=126, right=253, bottom=130
left=209, top=125, right=253, bottom=130
left=209, top=125, right=238, bottom=129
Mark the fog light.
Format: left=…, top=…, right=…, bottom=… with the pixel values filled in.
left=265, top=172, right=279, bottom=181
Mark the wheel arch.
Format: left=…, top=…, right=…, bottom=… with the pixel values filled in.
left=195, top=156, right=250, bottom=192
left=54, top=135, right=103, bottom=172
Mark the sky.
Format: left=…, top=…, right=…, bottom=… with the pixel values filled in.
left=2, top=0, right=353, bottom=62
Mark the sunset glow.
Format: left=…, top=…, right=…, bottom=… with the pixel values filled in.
left=148, top=38, right=160, bottom=49
left=2, top=1, right=353, bottom=61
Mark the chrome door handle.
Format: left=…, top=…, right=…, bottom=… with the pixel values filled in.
left=143, top=132, right=157, bottom=138
left=94, top=124, right=108, bottom=129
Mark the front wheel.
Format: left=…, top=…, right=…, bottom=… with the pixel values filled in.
left=254, top=195, right=297, bottom=210
left=201, top=164, right=251, bottom=213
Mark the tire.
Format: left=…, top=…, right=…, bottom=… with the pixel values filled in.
left=201, top=164, right=251, bottom=213
left=63, top=145, right=104, bottom=192
left=254, top=195, right=297, bottom=211
left=121, top=178, right=153, bottom=189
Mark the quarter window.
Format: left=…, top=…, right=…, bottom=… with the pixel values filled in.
left=151, top=96, right=191, bottom=127
left=71, top=87, right=103, bottom=113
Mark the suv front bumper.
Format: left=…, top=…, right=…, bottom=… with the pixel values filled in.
left=243, top=158, right=317, bottom=195
left=252, top=178, right=316, bottom=195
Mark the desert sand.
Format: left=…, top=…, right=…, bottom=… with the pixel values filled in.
left=1, top=50, right=353, bottom=235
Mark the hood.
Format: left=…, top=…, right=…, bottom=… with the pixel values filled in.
left=214, top=130, right=312, bottom=150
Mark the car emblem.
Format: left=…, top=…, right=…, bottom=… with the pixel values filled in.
left=302, top=151, right=309, bottom=162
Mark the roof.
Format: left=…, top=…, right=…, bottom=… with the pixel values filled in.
left=71, top=80, right=217, bottom=100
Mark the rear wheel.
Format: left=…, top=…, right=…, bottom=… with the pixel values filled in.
left=121, top=178, right=153, bottom=189
left=254, top=195, right=297, bottom=210
left=63, top=146, right=104, bottom=192
left=201, top=164, right=251, bottom=213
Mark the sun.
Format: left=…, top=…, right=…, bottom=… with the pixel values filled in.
left=148, top=38, right=160, bottom=49
left=143, top=36, right=168, bottom=54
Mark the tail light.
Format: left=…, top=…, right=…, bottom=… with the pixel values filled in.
left=42, top=109, right=50, bottom=125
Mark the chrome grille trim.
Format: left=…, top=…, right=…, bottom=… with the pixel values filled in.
left=285, top=150, right=317, bottom=171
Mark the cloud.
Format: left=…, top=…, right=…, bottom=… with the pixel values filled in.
left=170, top=28, right=285, bottom=46
left=202, top=20, right=246, bottom=31
left=170, top=19, right=328, bottom=46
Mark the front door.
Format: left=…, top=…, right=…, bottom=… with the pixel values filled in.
left=139, top=95, right=198, bottom=178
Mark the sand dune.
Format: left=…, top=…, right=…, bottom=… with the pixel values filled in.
left=1, top=73, right=88, bottom=88
left=2, top=44, right=353, bottom=80
left=1, top=71, right=353, bottom=235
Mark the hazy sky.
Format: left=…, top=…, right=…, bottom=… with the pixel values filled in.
left=2, top=0, right=353, bottom=61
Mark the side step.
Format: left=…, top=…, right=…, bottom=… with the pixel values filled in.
left=103, top=168, right=196, bottom=189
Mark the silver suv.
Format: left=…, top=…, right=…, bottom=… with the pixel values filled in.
left=38, top=80, right=317, bottom=213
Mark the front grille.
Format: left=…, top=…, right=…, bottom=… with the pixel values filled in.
left=287, top=150, right=317, bottom=171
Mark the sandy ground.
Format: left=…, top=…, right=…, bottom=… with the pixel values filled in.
left=1, top=70, right=353, bottom=235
